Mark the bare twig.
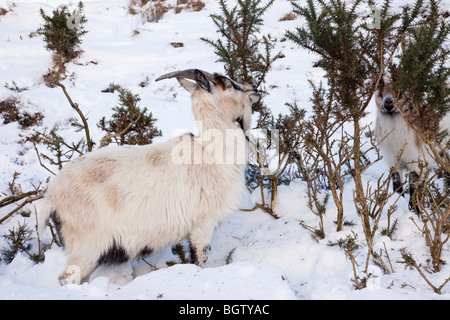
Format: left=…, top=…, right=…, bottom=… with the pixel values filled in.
left=54, top=81, right=93, bottom=152
left=32, top=141, right=56, bottom=176
left=0, top=194, right=43, bottom=224
left=399, top=250, right=450, bottom=294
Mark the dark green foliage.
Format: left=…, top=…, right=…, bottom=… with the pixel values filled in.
left=328, top=231, right=360, bottom=251
left=389, top=0, right=450, bottom=137
left=98, top=84, right=162, bottom=146
left=276, top=103, right=306, bottom=160
left=287, top=0, right=450, bottom=278
left=37, top=2, right=87, bottom=61
left=285, top=0, right=449, bottom=211
left=1, top=222, right=44, bottom=264
left=286, top=0, right=449, bottom=139
left=286, top=0, right=371, bottom=115
left=203, top=0, right=286, bottom=214
left=285, top=0, right=435, bottom=115
left=381, top=217, right=398, bottom=237
left=166, top=243, right=189, bottom=266
left=32, top=128, right=85, bottom=171
left=201, top=0, right=282, bottom=89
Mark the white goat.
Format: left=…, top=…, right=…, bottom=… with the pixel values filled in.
left=39, top=69, right=260, bottom=285
left=374, top=74, right=450, bottom=199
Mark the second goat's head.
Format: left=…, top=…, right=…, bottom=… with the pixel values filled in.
left=156, top=69, right=260, bottom=132
left=375, top=73, right=398, bottom=115
left=375, top=73, right=413, bottom=116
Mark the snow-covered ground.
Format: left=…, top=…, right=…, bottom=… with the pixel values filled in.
left=0, top=0, right=449, bottom=300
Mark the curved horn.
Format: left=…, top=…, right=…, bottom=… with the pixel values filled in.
left=155, top=69, right=215, bottom=82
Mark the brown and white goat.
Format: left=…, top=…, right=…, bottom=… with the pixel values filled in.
left=39, top=69, right=260, bottom=285
left=374, top=74, right=450, bottom=201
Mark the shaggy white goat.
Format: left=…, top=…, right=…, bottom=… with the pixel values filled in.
left=39, top=69, right=260, bottom=285
left=374, top=74, right=450, bottom=199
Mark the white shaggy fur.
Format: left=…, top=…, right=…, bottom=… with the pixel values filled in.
left=374, top=74, right=450, bottom=193
left=39, top=69, right=260, bottom=285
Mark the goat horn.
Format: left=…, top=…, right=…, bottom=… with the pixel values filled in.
left=155, top=69, right=215, bottom=82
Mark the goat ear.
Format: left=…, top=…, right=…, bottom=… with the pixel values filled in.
left=177, top=78, right=199, bottom=94
left=221, top=77, right=235, bottom=90
left=249, top=93, right=261, bottom=104
left=194, top=69, right=211, bottom=92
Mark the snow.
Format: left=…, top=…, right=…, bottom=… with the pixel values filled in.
left=0, top=0, right=449, bottom=300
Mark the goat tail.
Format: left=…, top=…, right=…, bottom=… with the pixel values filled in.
left=37, top=198, right=55, bottom=237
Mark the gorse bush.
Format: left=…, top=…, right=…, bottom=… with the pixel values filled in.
left=286, top=0, right=450, bottom=291
left=389, top=0, right=450, bottom=138
left=1, top=222, right=45, bottom=264
left=203, top=0, right=286, bottom=213
left=0, top=96, right=44, bottom=130
left=37, top=2, right=93, bottom=151
left=201, top=0, right=282, bottom=89
left=98, top=84, right=162, bottom=147
left=37, top=1, right=87, bottom=62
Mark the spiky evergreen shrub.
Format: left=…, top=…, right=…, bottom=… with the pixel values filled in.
left=201, top=0, right=282, bottom=90
left=386, top=4, right=450, bottom=260
left=37, top=1, right=87, bottom=62
left=0, top=96, right=44, bottom=130
left=98, top=84, right=162, bottom=147
left=202, top=0, right=285, bottom=214
left=1, top=222, right=44, bottom=264
left=389, top=0, right=450, bottom=139
left=287, top=0, right=450, bottom=285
